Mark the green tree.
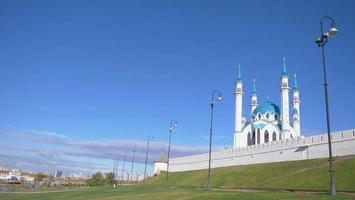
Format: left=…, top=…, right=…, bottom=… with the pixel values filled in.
left=105, top=172, right=115, bottom=185
left=87, top=172, right=105, bottom=186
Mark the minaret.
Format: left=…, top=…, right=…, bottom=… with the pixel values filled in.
left=234, top=64, right=244, bottom=134
left=280, top=57, right=290, bottom=130
left=250, top=78, right=258, bottom=117
left=292, top=74, right=301, bottom=136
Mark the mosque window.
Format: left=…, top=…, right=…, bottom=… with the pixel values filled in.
left=272, top=132, right=277, bottom=141
left=266, top=113, right=270, bottom=119
left=247, top=132, right=251, bottom=146
left=264, top=131, right=269, bottom=143
left=252, top=130, right=256, bottom=145
left=258, top=113, right=261, bottom=119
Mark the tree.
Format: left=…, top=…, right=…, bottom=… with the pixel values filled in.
left=87, top=172, right=105, bottom=186
left=105, top=172, right=115, bottom=185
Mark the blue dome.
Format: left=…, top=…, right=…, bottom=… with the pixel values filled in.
left=252, top=101, right=281, bottom=117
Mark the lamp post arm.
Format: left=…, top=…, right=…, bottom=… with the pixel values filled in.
left=321, top=16, right=336, bottom=27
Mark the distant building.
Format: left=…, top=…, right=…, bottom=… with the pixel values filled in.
left=54, top=170, right=63, bottom=178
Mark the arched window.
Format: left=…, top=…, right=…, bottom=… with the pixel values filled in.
left=257, top=129, right=260, bottom=144
left=247, top=132, right=251, bottom=146
left=264, top=130, right=269, bottom=143
left=266, top=113, right=270, bottom=119
left=279, top=132, right=282, bottom=140
left=252, top=130, right=256, bottom=145
left=272, top=131, right=277, bottom=141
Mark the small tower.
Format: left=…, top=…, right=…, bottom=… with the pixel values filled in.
left=234, top=65, right=244, bottom=148
left=250, top=78, right=258, bottom=117
left=280, top=57, right=290, bottom=130
left=292, top=74, right=301, bottom=136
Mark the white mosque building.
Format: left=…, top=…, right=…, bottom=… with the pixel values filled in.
left=233, top=58, right=301, bottom=148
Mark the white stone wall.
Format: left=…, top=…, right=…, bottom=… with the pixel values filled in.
left=168, top=129, right=355, bottom=172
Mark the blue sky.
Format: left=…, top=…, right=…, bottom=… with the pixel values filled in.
left=0, top=0, right=354, bottom=175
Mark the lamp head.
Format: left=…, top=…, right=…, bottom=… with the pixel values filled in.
left=315, top=37, right=322, bottom=46
left=328, top=26, right=338, bottom=36
left=217, top=96, right=222, bottom=101
left=169, top=120, right=178, bottom=131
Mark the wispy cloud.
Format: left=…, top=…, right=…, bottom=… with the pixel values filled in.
left=0, top=129, right=215, bottom=175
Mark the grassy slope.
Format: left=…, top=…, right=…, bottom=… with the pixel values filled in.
left=0, top=186, right=354, bottom=200
left=147, top=155, right=355, bottom=191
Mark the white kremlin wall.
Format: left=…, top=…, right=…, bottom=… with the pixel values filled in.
left=168, top=129, right=355, bottom=172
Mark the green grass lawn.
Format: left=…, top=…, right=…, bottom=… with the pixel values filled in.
left=147, top=155, right=355, bottom=191
left=0, top=185, right=354, bottom=200
left=1, top=156, right=355, bottom=200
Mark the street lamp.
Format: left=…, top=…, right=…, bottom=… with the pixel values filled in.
left=144, top=135, right=154, bottom=184
left=130, top=145, right=139, bottom=182
left=207, top=90, right=222, bottom=190
left=315, top=16, right=338, bottom=196
left=166, top=120, right=178, bottom=184
left=120, top=151, right=128, bottom=185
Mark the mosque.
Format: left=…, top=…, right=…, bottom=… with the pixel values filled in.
left=233, top=58, right=301, bottom=148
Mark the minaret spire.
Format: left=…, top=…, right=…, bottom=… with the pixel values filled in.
left=293, top=74, right=298, bottom=91
left=252, top=78, right=256, bottom=94
left=282, top=57, right=287, bottom=75
left=237, top=64, right=242, bottom=82
left=250, top=78, right=258, bottom=117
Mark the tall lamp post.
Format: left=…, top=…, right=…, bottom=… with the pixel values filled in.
left=207, top=90, right=222, bottom=190
left=120, top=151, right=128, bottom=185
left=144, top=135, right=154, bottom=183
left=166, top=120, right=178, bottom=184
left=130, top=145, right=139, bottom=182
left=315, top=16, right=338, bottom=196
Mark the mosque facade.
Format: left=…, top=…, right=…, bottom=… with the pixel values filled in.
left=234, top=58, right=301, bottom=148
